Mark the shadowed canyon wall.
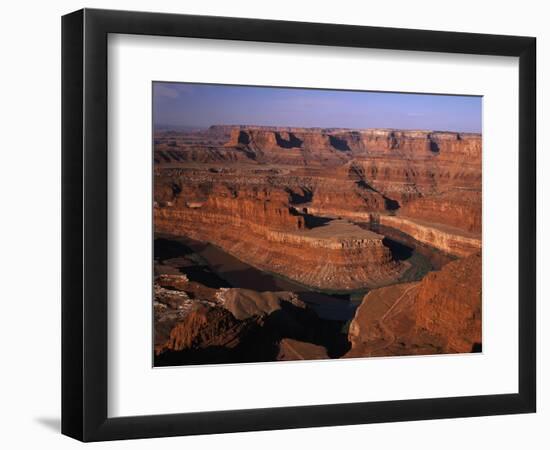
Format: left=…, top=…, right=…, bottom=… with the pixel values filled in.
left=153, top=125, right=482, bottom=363
left=155, top=125, right=481, bottom=258
left=154, top=183, right=404, bottom=290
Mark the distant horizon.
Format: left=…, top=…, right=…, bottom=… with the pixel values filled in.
left=153, top=82, right=482, bottom=133
left=154, top=123, right=482, bottom=135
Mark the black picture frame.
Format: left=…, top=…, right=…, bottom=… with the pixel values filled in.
left=62, top=8, right=536, bottom=442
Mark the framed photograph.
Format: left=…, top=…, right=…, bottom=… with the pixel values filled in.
left=62, top=8, right=536, bottom=441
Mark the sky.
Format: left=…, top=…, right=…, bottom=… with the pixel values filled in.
left=153, top=82, right=482, bottom=133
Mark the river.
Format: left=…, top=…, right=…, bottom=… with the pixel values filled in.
left=154, top=220, right=453, bottom=322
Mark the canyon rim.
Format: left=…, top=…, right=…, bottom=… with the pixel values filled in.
left=152, top=82, right=482, bottom=366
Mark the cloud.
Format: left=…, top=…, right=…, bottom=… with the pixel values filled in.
left=174, top=84, right=196, bottom=95
left=154, top=83, right=198, bottom=100
left=155, top=84, right=180, bottom=99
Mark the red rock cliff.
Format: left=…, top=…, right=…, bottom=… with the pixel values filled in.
left=345, top=253, right=482, bottom=357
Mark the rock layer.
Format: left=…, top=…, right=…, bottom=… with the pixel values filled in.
left=216, top=288, right=306, bottom=320
left=378, top=215, right=481, bottom=257
left=153, top=124, right=483, bottom=364
left=154, top=185, right=404, bottom=289
left=155, top=125, right=481, bottom=260
left=153, top=260, right=349, bottom=365
left=345, top=253, right=482, bottom=357
left=277, top=339, right=329, bottom=361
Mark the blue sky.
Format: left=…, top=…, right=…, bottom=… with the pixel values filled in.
left=153, top=82, right=482, bottom=133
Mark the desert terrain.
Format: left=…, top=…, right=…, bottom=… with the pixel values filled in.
left=153, top=125, right=482, bottom=365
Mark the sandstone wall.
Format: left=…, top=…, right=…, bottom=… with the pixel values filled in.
left=379, top=215, right=481, bottom=257
left=154, top=126, right=481, bottom=228
left=345, top=253, right=482, bottom=357
left=153, top=125, right=481, bottom=286
left=154, top=198, right=403, bottom=290
left=413, top=254, right=482, bottom=353
left=400, top=190, right=482, bottom=233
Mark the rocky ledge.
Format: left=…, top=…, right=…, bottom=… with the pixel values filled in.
left=378, top=215, right=481, bottom=257
left=154, top=270, right=350, bottom=365
left=155, top=192, right=405, bottom=290
left=345, top=253, right=482, bottom=357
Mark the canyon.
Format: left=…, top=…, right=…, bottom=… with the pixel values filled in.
left=345, top=253, right=482, bottom=357
left=153, top=125, right=482, bottom=365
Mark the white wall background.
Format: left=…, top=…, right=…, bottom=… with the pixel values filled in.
left=0, top=0, right=546, bottom=448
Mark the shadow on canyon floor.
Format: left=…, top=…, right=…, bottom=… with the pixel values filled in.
left=153, top=222, right=459, bottom=367
left=155, top=304, right=351, bottom=367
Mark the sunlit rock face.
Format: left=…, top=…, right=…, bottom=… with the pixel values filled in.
left=154, top=190, right=404, bottom=290
left=153, top=125, right=482, bottom=364
left=153, top=273, right=343, bottom=365
left=154, top=125, right=481, bottom=263
left=345, top=253, right=482, bottom=358
left=378, top=215, right=481, bottom=257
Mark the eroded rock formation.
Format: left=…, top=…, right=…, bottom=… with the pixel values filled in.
left=154, top=184, right=405, bottom=290
left=277, top=338, right=329, bottom=361
left=153, top=125, right=482, bottom=364
left=155, top=125, right=481, bottom=258
left=378, top=215, right=481, bottom=257
left=345, top=253, right=482, bottom=357
left=216, top=288, right=306, bottom=320
left=154, top=263, right=347, bottom=365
